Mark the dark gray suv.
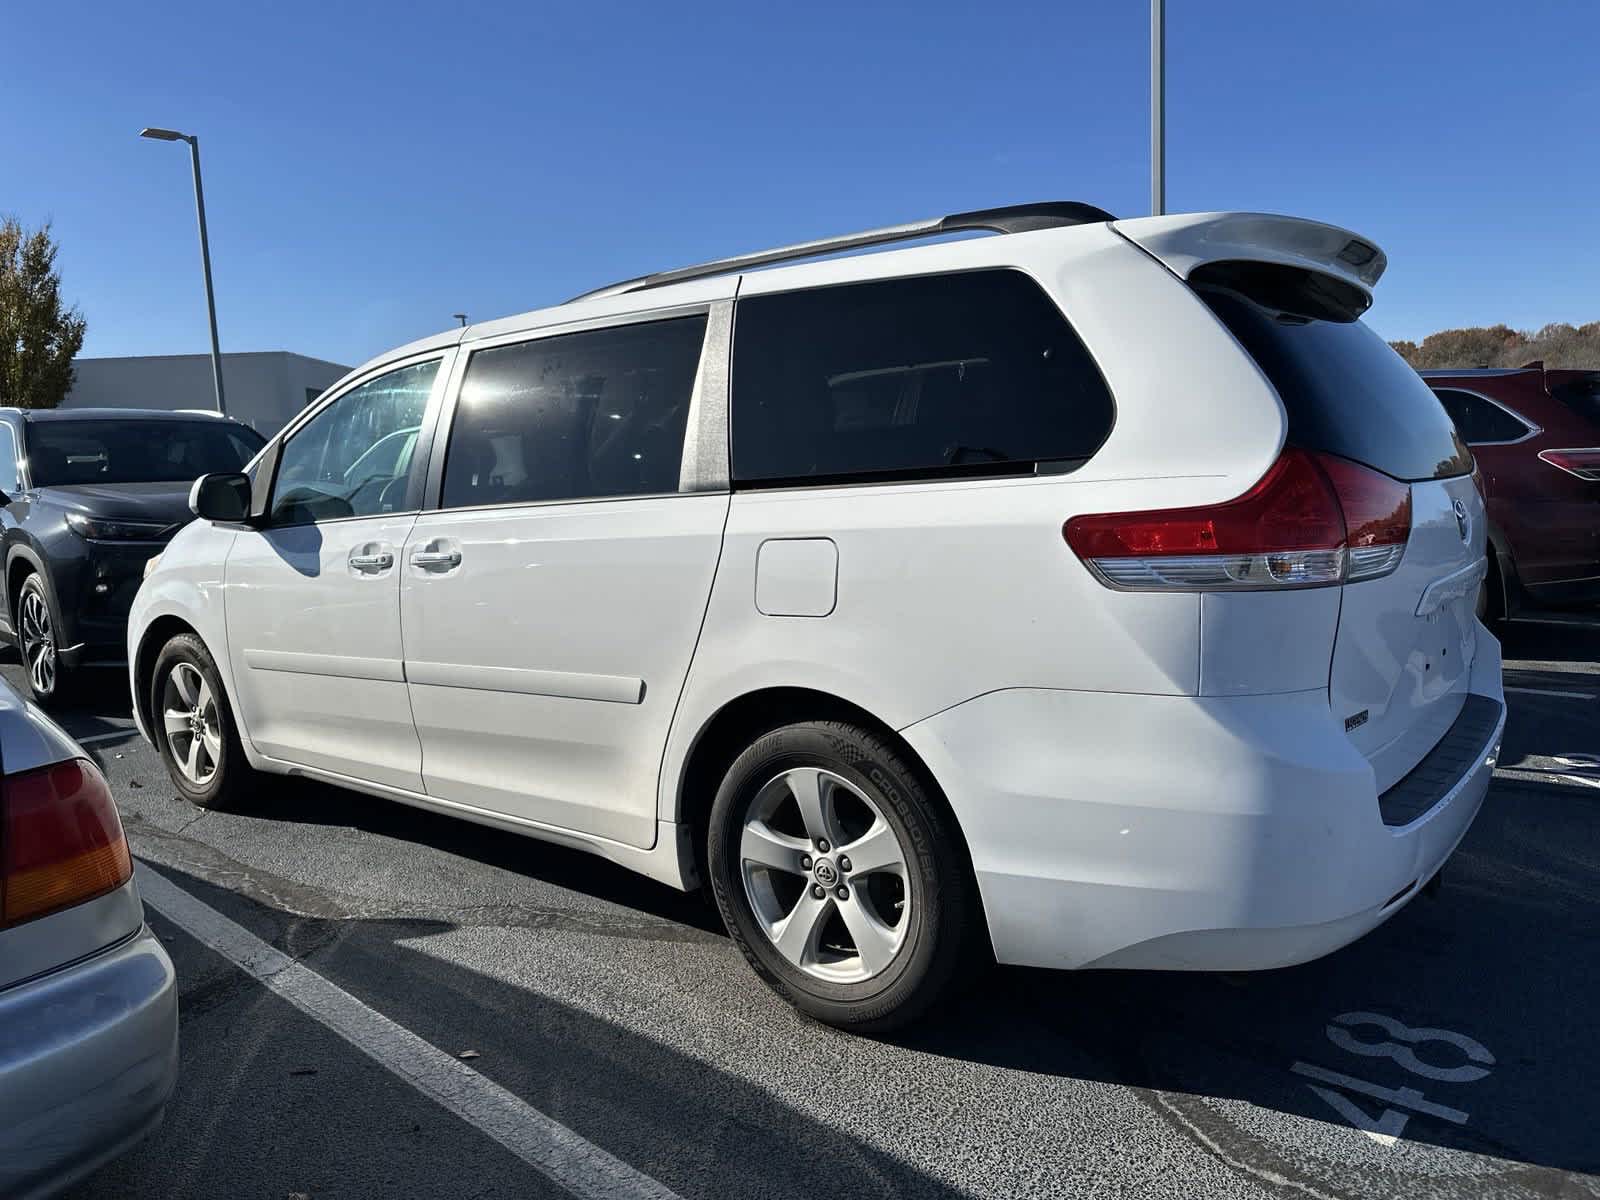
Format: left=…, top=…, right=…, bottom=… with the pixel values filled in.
left=0, top=407, right=263, bottom=704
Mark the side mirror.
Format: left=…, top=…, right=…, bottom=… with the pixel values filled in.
left=190, top=472, right=252, bottom=523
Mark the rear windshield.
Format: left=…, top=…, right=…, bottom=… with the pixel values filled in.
left=1199, top=289, right=1472, bottom=482
left=1552, top=373, right=1600, bottom=430
left=27, top=420, right=265, bottom=486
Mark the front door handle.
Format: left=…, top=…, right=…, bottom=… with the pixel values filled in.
left=410, top=547, right=462, bottom=571
left=349, top=547, right=395, bottom=573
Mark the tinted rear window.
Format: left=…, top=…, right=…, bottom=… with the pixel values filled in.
left=1552, top=373, right=1600, bottom=430
left=1200, top=289, right=1472, bottom=481
left=730, top=269, right=1114, bottom=485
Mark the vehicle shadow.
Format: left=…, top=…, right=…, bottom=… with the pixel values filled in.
left=235, top=772, right=725, bottom=936
left=227, top=769, right=1600, bottom=1188
left=92, top=862, right=965, bottom=1200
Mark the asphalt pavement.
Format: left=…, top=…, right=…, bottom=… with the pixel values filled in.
left=20, top=616, right=1600, bottom=1199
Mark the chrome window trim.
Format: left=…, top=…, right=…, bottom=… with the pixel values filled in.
left=1430, top=386, right=1542, bottom=446
left=423, top=303, right=722, bottom=512
left=263, top=347, right=458, bottom=529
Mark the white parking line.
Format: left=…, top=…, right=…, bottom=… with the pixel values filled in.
left=134, top=863, right=683, bottom=1200
left=1504, top=686, right=1597, bottom=701
left=77, top=728, right=140, bottom=745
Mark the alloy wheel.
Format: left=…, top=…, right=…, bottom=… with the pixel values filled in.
left=161, top=662, right=222, bottom=787
left=19, top=587, right=56, bottom=696
left=739, top=767, right=911, bottom=983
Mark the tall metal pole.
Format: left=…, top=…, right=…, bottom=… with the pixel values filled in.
left=1151, top=0, right=1166, bottom=216
left=185, top=136, right=227, bottom=415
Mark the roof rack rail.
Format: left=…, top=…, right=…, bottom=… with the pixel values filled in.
left=567, top=200, right=1116, bottom=303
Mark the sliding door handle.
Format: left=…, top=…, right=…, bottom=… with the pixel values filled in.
left=410, top=548, right=462, bottom=571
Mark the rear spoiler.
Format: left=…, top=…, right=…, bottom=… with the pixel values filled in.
left=1111, top=212, right=1387, bottom=310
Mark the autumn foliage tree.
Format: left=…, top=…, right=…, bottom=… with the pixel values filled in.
left=0, top=217, right=86, bottom=408
left=1391, top=322, right=1600, bottom=370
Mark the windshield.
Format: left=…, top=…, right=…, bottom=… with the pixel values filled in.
left=27, top=420, right=265, bottom=486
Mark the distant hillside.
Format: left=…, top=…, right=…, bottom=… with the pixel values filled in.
left=1391, top=323, right=1600, bottom=370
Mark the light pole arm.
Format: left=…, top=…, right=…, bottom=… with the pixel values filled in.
left=186, top=136, right=227, bottom=416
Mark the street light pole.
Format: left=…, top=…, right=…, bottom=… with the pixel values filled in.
left=141, top=127, right=227, bottom=416
left=1151, top=0, right=1165, bottom=216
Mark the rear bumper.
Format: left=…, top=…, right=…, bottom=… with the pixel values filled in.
left=901, top=628, right=1504, bottom=972
left=0, top=927, right=179, bottom=1200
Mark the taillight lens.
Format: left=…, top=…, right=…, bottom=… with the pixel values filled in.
left=1537, top=448, right=1600, bottom=481
left=1, top=758, right=131, bottom=928
left=1064, top=448, right=1412, bottom=591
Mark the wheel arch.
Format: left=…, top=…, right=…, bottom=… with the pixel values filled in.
left=132, top=614, right=204, bottom=740
left=670, top=685, right=986, bottom=945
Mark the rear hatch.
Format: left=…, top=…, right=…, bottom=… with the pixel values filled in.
left=1116, top=214, right=1485, bottom=791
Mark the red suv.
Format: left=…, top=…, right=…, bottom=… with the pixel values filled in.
left=1424, top=367, right=1600, bottom=618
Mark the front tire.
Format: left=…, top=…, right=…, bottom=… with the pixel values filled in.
left=150, top=632, right=256, bottom=810
left=707, top=720, right=978, bottom=1032
left=16, top=572, right=74, bottom=707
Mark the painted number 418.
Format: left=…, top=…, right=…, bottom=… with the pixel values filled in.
left=1290, top=1012, right=1496, bottom=1145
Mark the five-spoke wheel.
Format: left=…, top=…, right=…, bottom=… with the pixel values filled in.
left=161, top=661, right=222, bottom=787
left=709, top=720, right=978, bottom=1032
left=740, top=767, right=910, bottom=982
left=151, top=631, right=255, bottom=809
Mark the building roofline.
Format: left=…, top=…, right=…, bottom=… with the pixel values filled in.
left=73, top=350, right=351, bottom=372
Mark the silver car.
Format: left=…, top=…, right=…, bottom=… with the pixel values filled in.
left=0, top=680, right=177, bottom=1198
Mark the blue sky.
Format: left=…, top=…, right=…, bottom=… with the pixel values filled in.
left=5, top=0, right=1597, bottom=368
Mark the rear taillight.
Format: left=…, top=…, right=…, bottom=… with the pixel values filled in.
left=1538, top=448, right=1600, bottom=481
left=1, top=758, right=131, bottom=928
left=1064, top=448, right=1412, bottom=591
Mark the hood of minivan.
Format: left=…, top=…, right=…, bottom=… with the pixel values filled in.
left=36, top=481, right=195, bottom=526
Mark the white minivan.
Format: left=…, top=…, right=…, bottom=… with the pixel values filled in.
left=129, top=203, right=1504, bottom=1030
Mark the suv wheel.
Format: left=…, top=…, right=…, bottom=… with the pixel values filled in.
left=707, top=720, right=977, bottom=1032
left=150, top=632, right=256, bottom=810
left=17, top=573, right=73, bottom=706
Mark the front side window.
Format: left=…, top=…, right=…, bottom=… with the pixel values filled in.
left=271, top=359, right=439, bottom=524
left=730, top=269, right=1115, bottom=486
left=25, top=420, right=264, bottom=486
left=440, top=315, right=705, bottom=510
left=1433, top=388, right=1533, bottom=445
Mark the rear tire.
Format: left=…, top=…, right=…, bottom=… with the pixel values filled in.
left=707, top=720, right=978, bottom=1032
left=16, top=572, right=75, bottom=707
left=150, top=632, right=257, bottom=810
left=1476, top=551, right=1505, bottom=627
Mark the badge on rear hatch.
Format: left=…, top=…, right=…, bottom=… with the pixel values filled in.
left=1344, top=709, right=1370, bottom=733
left=1453, top=498, right=1471, bottom=544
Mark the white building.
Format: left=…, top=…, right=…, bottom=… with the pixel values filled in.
left=65, top=351, right=350, bottom=435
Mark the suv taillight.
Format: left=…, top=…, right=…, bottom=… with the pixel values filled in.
left=1063, top=448, right=1412, bottom=591
left=1537, top=448, right=1600, bottom=482
left=1, top=758, right=131, bottom=928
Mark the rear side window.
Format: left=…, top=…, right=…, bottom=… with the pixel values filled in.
left=1433, top=388, right=1533, bottom=445
left=730, top=270, right=1114, bottom=486
left=441, top=315, right=705, bottom=510
left=1199, top=285, right=1472, bottom=482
